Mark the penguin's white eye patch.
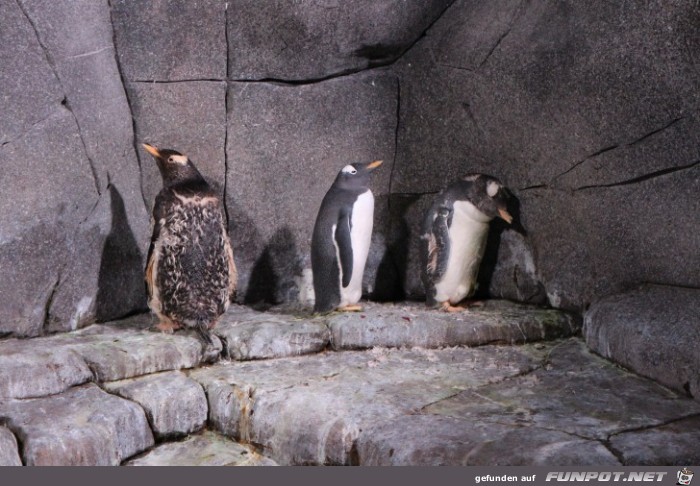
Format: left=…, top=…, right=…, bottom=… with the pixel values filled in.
left=168, top=154, right=188, bottom=165
left=487, top=181, right=499, bottom=197
left=342, top=165, right=357, bottom=175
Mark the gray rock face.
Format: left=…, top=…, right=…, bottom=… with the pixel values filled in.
left=356, top=415, right=620, bottom=466
left=127, top=81, right=227, bottom=212
left=584, top=285, right=700, bottom=401
left=190, top=345, right=546, bottom=465
left=215, top=306, right=329, bottom=360
left=111, top=0, right=226, bottom=81
left=424, top=340, right=700, bottom=440
left=227, top=0, right=453, bottom=80
left=390, top=0, right=700, bottom=309
left=0, top=427, right=22, bottom=466
left=328, top=301, right=578, bottom=350
left=125, top=431, right=277, bottom=466
left=226, top=73, right=397, bottom=304
left=0, top=384, right=154, bottom=466
left=104, top=371, right=207, bottom=439
left=609, top=416, right=700, bottom=466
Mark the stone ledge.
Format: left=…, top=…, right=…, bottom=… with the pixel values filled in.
left=328, top=300, right=579, bottom=350
left=584, top=284, right=700, bottom=401
left=125, top=431, right=277, bottom=466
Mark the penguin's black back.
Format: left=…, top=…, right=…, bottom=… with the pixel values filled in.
left=153, top=181, right=230, bottom=326
left=311, top=186, right=361, bottom=313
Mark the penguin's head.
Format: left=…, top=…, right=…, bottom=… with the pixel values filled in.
left=142, top=143, right=204, bottom=185
left=333, top=160, right=383, bottom=192
left=462, top=174, right=513, bottom=224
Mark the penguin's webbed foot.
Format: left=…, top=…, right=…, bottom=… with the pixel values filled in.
left=440, top=302, right=466, bottom=313
left=337, top=304, right=363, bottom=312
left=155, top=319, right=180, bottom=333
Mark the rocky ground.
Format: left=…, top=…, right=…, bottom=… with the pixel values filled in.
left=0, top=296, right=698, bottom=466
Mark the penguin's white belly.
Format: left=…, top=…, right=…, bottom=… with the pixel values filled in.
left=434, top=201, right=490, bottom=305
left=340, top=190, right=374, bottom=306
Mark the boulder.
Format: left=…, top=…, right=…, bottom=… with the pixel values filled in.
left=584, top=285, right=700, bottom=401
left=0, top=384, right=154, bottom=466
left=0, top=427, right=22, bottom=466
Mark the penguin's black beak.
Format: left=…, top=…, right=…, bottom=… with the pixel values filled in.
left=367, top=160, right=383, bottom=170
left=142, top=143, right=161, bottom=159
left=498, top=207, right=513, bottom=224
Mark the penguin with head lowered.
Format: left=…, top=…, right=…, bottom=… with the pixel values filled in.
left=143, top=143, right=237, bottom=344
left=421, top=174, right=512, bottom=312
left=311, top=160, right=383, bottom=313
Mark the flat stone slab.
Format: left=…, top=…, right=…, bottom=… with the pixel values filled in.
left=328, top=300, right=579, bottom=350
left=0, top=314, right=220, bottom=399
left=215, top=305, right=329, bottom=360
left=584, top=284, right=700, bottom=401
left=190, top=344, right=548, bottom=465
left=104, top=371, right=207, bottom=439
left=424, top=340, right=700, bottom=442
left=0, top=427, right=22, bottom=466
left=0, top=384, right=154, bottom=465
left=609, top=415, right=700, bottom=466
left=125, top=431, right=277, bottom=466
left=355, top=415, right=620, bottom=466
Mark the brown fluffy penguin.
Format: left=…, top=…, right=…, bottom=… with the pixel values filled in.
left=143, top=143, right=237, bottom=344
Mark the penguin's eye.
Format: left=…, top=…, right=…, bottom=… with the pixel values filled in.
left=167, top=156, right=174, bottom=163
left=341, top=165, right=357, bottom=175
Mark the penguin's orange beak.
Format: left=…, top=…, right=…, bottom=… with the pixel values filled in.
left=142, top=143, right=161, bottom=158
left=498, top=208, right=513, bottom=224
left=367, top=160, right=383, bottom=170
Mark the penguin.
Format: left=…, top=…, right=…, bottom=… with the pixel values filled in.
left=420, top=174, right=512, bottom=312
left=142, top=143, right=237, bottom=344
left=311, top=160, right=383, bottom=313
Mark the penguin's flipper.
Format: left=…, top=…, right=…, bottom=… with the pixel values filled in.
left=223, top=233, right=238, bottom=299
left=335, top=210, right=354, bottom=288
left=427, top=207, right=451, bottom=282
left=145, top=196, right=167, bottom=300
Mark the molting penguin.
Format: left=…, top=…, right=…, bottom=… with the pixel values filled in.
left=421, top=174, right=512, bottom=312
left=143, top=143, right=237, bottom=344
left=311, top=160, right=383, bottom=313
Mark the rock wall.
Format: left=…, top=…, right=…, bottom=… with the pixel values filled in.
left=1, top=0, right=698, bottom=336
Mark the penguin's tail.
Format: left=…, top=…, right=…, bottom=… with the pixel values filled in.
left=195, top=322, right=213, bottom=346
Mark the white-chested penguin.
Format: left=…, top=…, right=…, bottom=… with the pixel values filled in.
left=311, top=160, right=383, bottom=313
left=421, top=174, right=512, bottom=312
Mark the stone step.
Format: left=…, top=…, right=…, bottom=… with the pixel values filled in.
left=125, top=431, right=277, bottom=466
left=188, top=338, right=700, bottom=465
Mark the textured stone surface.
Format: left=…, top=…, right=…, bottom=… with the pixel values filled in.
left=584, top=285, right=700, bottom=401
left=128, top=81, right=227, bottom=211
left=356, top=415, right=619, bottom=466
left=609, top=416, right=700, bottom=466
left=0, top=384, right=154, bottom=466
left=0, top=108, right=98, bottom=337
left=19, top=0, right=151, bottom=328
left=190, top=345, right=546, bottom=465
left=111, top=0, right=226, bottom=81
left=227, top=0, right=453, bottom=80
left=125, top=431, right=277, bottom=466
left=104, top=371, right=207, bottom=439
left=328, top=301, right=578, bottom=350
left=390, top=0, right=700, bottom=309
left=0, top=314, right=218, bottom=399
left=0, top=427, right=22, bottom=466
left=425, top=340, right=700, bottom=440
left=226, top=72, right=397, bottom=305
left=216, top=306, right=329, bottom=360
left=0, top=342, right=93, bottom=399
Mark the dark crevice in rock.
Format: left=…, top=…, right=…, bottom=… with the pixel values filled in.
left=606, top=412, right=700, bottom=440
left=388, top=76, right=401, bottom=195
left=437, top=63, right=475, bottom=73
left=601, top=438, right=627, bottom=465
left=222, top=3, right=231, bottom=227
left=40, top=275, right=61, bottom=335
left=1, top=106, right=65, bottom=148
left=553, top=144, right=620, bottom=182
left=106, top=0, right=150, bottom=214
left=477, top=0, right=527, bottom=69
left=627, top=116, right=684, bottom=147
left=517, top=184, right=548, bottom=192
left=575, top=159, right=700, bottom=191
left=16, top=0, right=102, bottom=197
left=131, top=78, right=225, bottom=84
